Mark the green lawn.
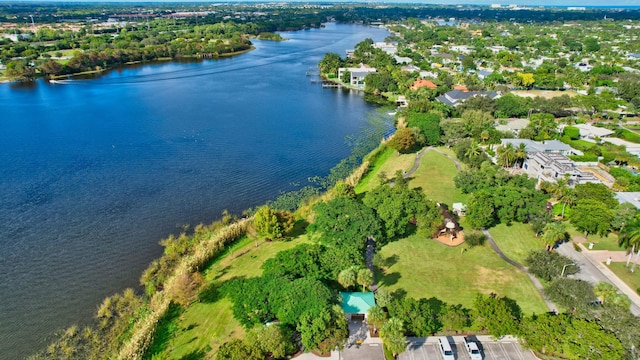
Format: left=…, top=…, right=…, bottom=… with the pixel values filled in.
left=356, top=146, right=417, bottom=194
left=566, top=224, right=621, bottom=251
left=156, top=235, right=310, bottom=359
left=488, top=223, right=542, bottom=265
left=375, top=234, right=549, bottom=316
left=408, top=150, right=469, bottom=207
left=608, top=262, right=640, bottom=295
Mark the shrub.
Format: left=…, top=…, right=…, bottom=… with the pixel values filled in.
left=465, top=231, right=486, bottom=247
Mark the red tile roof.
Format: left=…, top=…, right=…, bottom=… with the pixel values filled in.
left=410, top=79, right=437, bottom=90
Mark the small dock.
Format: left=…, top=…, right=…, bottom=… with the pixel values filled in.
left=321, top=81, right=342, bottom=88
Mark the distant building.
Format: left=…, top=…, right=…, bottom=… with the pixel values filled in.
left=436, top=89, right=500, bottom=107
left=523, top=152, right=601, bottom=187
left=495, top=118, right=530, bottom=136
left=572, top=124, right=614, bottom=140
left=410, top=79, right=437, bottom=90
left=393, top=55, right=412, bottom=64
left=373, top=42, right=397, bottom=55
left=500, top=139, right=581, bottom=156
left=575, top=62, right=594, bottom=72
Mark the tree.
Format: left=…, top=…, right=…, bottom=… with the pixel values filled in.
left=367, top=305, right=387, bottom=334
left=525, top=250, right=579, bottom=282
left=363, top=183, right=442, bottom=239
left=340, top=70, right=351, bottom=84
left=337, top=267, right=357, bottom=291
left=461, top=110, right=494, bottom=139
left=496, top=143, right=516, bottom=167
left=574, top=183, right=617, bottom=209
left=516, top=72, right=535, bottom=88
left=215, top=339, right=262, bottom=360
left=380, top=317, right=406, bottom=357
left=319, top=52, right=342, bottom=77
left=167, top=271, right=204, bottom=306
left=541, top=222, right=567, bottom=251
left=594, top=282, right=618, bottom=304
left=246, top=325, right=297, bottom=359
left=406, top=112, right=441, bottom=145
left=466, top=190, right=495, bottom=229
left=253, top=205, right=283, bottom=241
left=387, top=127, right=418, bottom=153
left=312, top=196, right=382, bottom=251
left=570, top=199, right=613, bottom=238
left=472, top=293, right=521, bottom=338
left=356, top=268, right=373, bottom=292
left=297, top=305, right=348, bottom=353
left=5, top=60, right=35, bottom=81
left=619, top=217, right=640, bottom=272
left=271, top=278, right=333, bottom=326
left=545, top=278, right=595, bottom=313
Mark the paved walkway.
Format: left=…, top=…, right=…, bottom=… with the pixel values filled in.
left=482, top=229, right=559, bottom=313
left=557, top=241, right=640, bottom=316
left=400, top=147, right=462, bottom=182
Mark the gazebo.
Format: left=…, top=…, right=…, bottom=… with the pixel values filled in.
left=340, top=292, right=376, bottom=321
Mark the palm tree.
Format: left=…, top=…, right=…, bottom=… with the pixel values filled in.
left=367, top=305, right=387, bottom=335
left=515, top=142, right=527, bottom=168
left=338, top=268, right=356, bottom=290
left=594, top=282, right=618, bottom=303
left=549, top=178, right=575, bottom=219
left=380, top=318, right=406, bottom=358
left=357, top=268, right=373, bottom=292
left=619, top=218, right=640, bottom=271
left=541, top=222, right=567, bottom=251
left=497, top=143, right=516, bottom=168
left=465, top=140, right=481, bottom=159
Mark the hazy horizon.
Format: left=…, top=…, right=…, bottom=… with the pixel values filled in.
left=3, top=0, right=640, bottom=7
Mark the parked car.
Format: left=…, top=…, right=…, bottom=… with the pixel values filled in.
left=464, top=337, right=483, bottom=360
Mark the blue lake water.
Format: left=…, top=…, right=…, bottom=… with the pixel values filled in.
left=0, top=23, right=390, bottom=358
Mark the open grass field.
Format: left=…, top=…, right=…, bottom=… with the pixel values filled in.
left=511, top=90, right=579, bottom=99
left=488, top=223, right=542, bottom=265
left=608, top=262, right=640, bottom=295
left=155, top=235, right=310, bottom=359
left=355, top=146, right=416, bottom=194
left=408, top=149, right=469, bottom=207
left=375, top=234, right=549, bottom=315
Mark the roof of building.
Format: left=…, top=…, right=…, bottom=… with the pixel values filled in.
left=574, top=124, right=614, bottom=138
left=501, top=139, right=579, bottom=154
left=410, top=79, right=438, bottom=90
left=603, top=137, right=640, bottom=149
left=616, top=192, right=640, bottom=209
left=340, top=292, right=376, bottom=314
left=436, top=89, right=499, bottom=106
left=495, top=118, right=530, bottom=133
left=528, top=152, right=600, bottom=183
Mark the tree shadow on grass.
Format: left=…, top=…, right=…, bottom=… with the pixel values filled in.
left=378, top=272, right=401, bottom=287
left=179, top=349, right=207, bottom=360
left=144, top=302, right=183, bottom=358
left=199, top=282, right=221, bottom=303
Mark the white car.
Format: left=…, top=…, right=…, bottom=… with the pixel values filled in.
left=464, top=337, right=483, bottom=360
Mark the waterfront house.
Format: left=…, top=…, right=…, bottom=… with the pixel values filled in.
left=338, top=65, right=377, bottom=89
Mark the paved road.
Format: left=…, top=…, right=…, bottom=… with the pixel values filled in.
left=556, top=241, right=640, bottom=316
left=400, top=336, right=537, bottom=360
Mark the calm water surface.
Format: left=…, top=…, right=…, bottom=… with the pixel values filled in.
left=0, top=23, right=390, bottom=358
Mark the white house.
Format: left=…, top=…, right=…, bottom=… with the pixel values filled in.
left=338, top=66, right=377, bottom=89
left=500, top=139, right=582, bottom=156
left=572, top=124, right=614, bottom=140
left=523, top=152, right=602, bottom=187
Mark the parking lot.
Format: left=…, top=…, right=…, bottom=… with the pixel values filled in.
left=399, top=336, right=537, bottom=360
